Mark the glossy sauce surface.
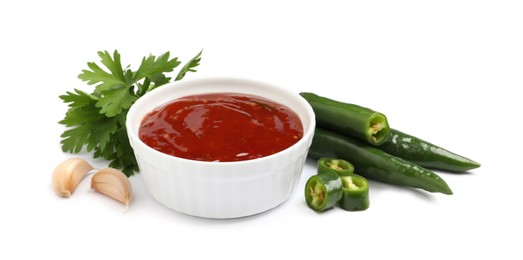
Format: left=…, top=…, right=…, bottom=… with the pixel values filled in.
left=139, top=93, right=304, bottom=162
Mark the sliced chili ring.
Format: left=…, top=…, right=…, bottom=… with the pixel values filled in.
left=304, top=171, right=342, bottom=212
left=318, top=157, right=355, bottom=176
left=339, top=174, right=370, bottom=211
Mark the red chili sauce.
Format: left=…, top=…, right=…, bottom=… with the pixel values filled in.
left=138, top=93, right=304, bottom=162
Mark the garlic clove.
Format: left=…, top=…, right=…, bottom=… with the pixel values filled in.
left=52, top=158, right=94, bottom=198
left=91, top=168, right=132, bottom=207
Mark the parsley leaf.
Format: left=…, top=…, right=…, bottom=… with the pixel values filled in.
left=59, top=89, right=98, bottom=107
left=134, top=52, right=180, bottom=82
left=176, top=50, right=202, bottom=81
left=78, top=54, right=127, bottom=94
left=96, top=86, right=138, bottom=117
left=59, top=50, right=202, bottom=176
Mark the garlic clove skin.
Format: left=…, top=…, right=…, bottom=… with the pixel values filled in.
left=52, top=158, right=94, bottom=198
left=91, top=168, right=132, bottom=207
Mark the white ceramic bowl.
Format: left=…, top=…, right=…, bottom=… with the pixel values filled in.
left=126, top=78, right=315, bottom=218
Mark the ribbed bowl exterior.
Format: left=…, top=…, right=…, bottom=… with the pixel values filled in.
left=126, top=78, right=315, bottom=218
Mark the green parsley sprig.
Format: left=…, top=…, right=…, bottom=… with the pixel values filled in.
left=59, top=50, right=202, bottom=176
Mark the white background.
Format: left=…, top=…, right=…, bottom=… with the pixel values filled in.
left=1, top=0, right=522, bottom=259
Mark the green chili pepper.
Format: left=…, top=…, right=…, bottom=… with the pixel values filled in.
left=304, top=171, right=343, bottom=212
left=379, top=129, right=481, bottom=172
left=309, top=128, right=453, bottom=195
left=340, top=174, right=370, bottom=211
left=318, top=157, right=354, bottom=176
left=300, top=92, right=390, bottom=146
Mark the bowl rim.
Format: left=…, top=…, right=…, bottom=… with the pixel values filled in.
left=126, top=77, right=316, bottom=168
